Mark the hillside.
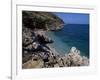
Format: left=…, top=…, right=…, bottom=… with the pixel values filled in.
left=22, top=11, right=64, bottom=30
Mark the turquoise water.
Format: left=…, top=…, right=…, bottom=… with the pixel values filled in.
left=47, top=24, right=89, bottom=58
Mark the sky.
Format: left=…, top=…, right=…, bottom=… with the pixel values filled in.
left=54, top=12, right=89, bottom=24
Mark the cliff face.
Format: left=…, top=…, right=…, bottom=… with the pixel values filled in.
left=22, top=11, right=64, bottom=64
left=22, top=11, right=64, bottom=30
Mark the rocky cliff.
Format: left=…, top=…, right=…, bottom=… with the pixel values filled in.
left=22, top=11, right=89, bottom=69
left=22, top=11, right=64, bottom=64
left=22, top=11, right=64, bottom=30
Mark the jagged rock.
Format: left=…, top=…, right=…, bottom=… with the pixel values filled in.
left=54, top=64, right=59, bottom=67
left=64, top=47, right=89, bottom=66
left=32, top=54, right=40, bottom=61
left=57, top=57, right=65, bottom=67
left=70, top=46, right=80, bottom=55
left=36, top=30, right=54, bottom=44
left=22, top=27, right=34, bottom=47
left=43, top=53, right=49, bottom=62
left=22, top=46, right=89, bottom=68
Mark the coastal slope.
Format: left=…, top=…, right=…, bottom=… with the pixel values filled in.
left=22, top=11, right=89, bottom=69
left=22, top=11, right=64, bottom=30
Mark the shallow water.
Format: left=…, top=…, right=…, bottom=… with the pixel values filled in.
left=47, top=24, right=89, bottom=58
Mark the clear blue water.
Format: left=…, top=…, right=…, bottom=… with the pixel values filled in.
left=47, top=24, right=89, bottom=58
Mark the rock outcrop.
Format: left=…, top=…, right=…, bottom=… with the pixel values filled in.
left=22, top=47, right=89, bottom=68
left=22, top=11, right=64, bottom=64
left=64, top=47, right=89, bottom=66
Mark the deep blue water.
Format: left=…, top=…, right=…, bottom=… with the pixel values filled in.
left=47, top=24, right=89, bottom=58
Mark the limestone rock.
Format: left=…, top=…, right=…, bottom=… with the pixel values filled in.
left=64, top=47, right=89, bottom=66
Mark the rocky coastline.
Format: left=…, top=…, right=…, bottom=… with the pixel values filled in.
left=22, top=11, right=89, bottom=69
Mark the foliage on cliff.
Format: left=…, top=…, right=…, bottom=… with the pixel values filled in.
left=22, top=11, right=64, bottom=30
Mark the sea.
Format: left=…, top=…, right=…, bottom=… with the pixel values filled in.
left=47, top=24, right=89, bottom=58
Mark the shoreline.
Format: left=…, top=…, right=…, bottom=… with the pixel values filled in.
left=46, top=24, right=89, bottom=58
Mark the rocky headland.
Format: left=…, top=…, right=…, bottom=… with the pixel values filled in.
left=22, top=11, right=89, bottom=69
